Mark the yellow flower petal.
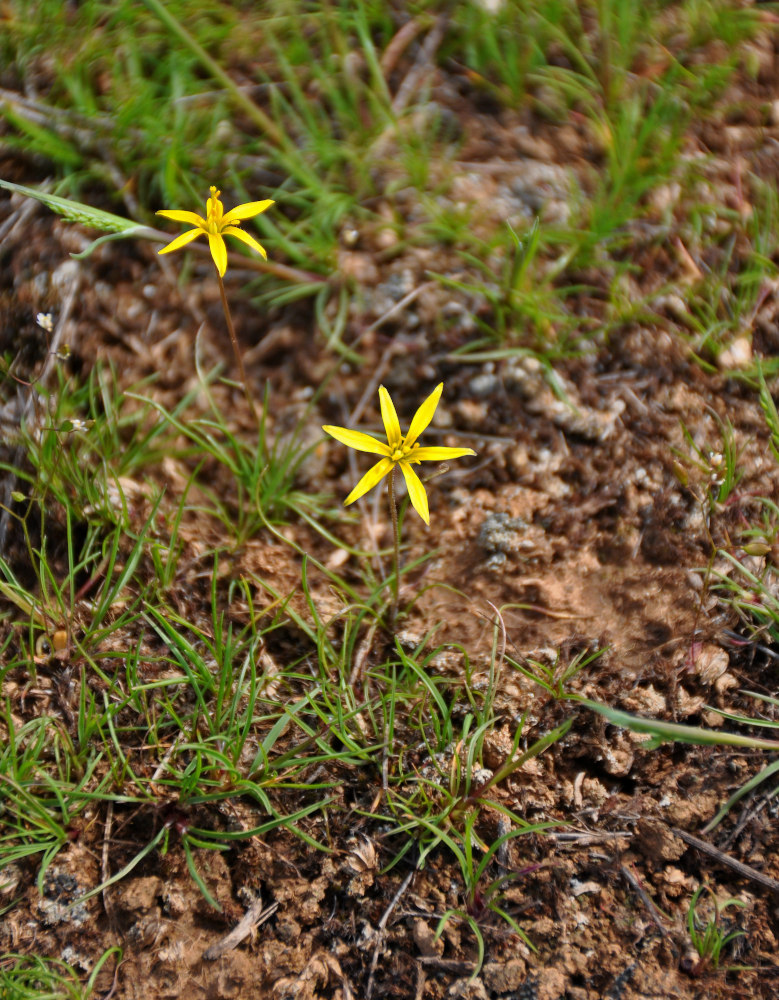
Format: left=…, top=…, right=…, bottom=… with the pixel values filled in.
left=224, top=225, right=268, bottom=260
left=344, top=457, right=394, bottom=505
left=322, top=425, right=391, bottom=456
left=222, top=200, right=275, bottom=225
left=379, top=386, right=402, bottom=449
left=156, top=209, right=206, bottom=226
left=399, top=461, right=429, bottom=524
left=406, top=383, right=443, bottom=448
left=158, top=228, right=203, bottom=255
left=208, top=233, right=228, bottom=277
left=412, top=446, right=477, bottom=462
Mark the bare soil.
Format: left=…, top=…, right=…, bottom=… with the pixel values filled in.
left=3, top=23, right=779, bottom=1000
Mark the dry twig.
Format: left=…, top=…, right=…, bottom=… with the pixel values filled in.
left=365, top=869, right=415, bottom=999
left=202, top=897, right=279, bottom=960
left=672, top=827, right=779, bottom=894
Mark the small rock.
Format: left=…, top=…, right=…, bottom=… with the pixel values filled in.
left=634, top=819, right=686, bottom=862
left=115, top=876, right=162, bottom=914
left=622, top=684, right=667, bottom=716
left=518, top=968, right=568, bottom=1000
left=38, top=867, right=92, bottom=928
left=718, top=336, right=752, bottom=370
left=483, top=958, right=527, bottom=993
left=413, top=918, right=444, bottom=958
left=661, top=866, right=694, bottom=897
left=602, top=745, right=634, bottom=776
left=338, top=250, right=379, bottom=285
left=675, top=687, right=704, bottom=717
left=692, top=645, right=729, bottom=685
left=161, top=885, right=188, bottom=918
left=447, top=977, right=489, bottom=999
left=0, top=863, right=22, bottom=898
left=455, top=398, right=488, bottom=427
left=478, top=511, right=527, bottom=569
left=469, top=373, right=502, bottom=397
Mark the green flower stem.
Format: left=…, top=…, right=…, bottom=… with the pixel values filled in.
left=217, top=271, right=258, bottom=426
left=388, top=465, right=400, bottom=626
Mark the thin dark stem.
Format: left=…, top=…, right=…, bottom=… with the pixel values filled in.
left=387, top=466, right=400, bottom=626
left=217, top=271, right=257, bottom=424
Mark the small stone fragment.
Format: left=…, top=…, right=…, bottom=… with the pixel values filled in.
left=114, top=876, right=162, bottom=914
left=477, top=511, right=527, bottom=569
left=413, top=918, right=444, bottom=958
left=482, top=958, right=527, bottom=993
left=634, top=819, right=686, bottom=862
left=718, top=336, right=752, bottom=370
left=692, top=645, right=729, bottom=685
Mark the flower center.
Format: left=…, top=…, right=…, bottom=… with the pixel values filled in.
left=390, top=440, right=418, bottom=463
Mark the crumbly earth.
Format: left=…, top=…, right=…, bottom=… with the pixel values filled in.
left=3, top=21, right=779, bottom=1000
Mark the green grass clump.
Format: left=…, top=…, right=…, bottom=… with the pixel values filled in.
left=686, top=884, right=746, bottom=973
left=0, top=949, right=121, bottom=1000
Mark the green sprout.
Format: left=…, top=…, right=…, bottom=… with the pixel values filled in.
left=686, top=884, right=746, bottom=974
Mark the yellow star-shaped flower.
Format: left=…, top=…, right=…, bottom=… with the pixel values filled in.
left=157, top=185, right=273, bottom=277
left=323, top=384, right=476, bottom=525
